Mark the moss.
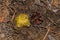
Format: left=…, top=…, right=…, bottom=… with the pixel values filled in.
left=15, top=13, right=30, bottom=28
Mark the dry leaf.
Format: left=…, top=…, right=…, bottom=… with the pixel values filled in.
left=0, top=6, right=9, bottom=22
left=51, top=0, right=58, bottom=7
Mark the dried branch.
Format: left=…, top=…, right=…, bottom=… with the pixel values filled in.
left=43, top=27, right=50, bottom=40
left=47, top=17, right=57, bottom=26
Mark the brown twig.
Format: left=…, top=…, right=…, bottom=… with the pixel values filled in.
left=43, top=27, right=50, bottom=40
left=10, top=6, right=16, bottom=22
left=47, top=17, right=57, bottom=26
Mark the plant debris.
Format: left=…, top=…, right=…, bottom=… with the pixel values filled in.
left=0, top=0, right=60, bottom=40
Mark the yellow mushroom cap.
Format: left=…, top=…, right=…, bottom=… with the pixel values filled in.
left=15, top=13, right=30, bottom=28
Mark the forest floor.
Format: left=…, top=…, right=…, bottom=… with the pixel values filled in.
left=0, top=0, right=60, bottom=40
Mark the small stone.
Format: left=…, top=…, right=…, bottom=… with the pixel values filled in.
left=0, top=33, right=5, bottom=38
